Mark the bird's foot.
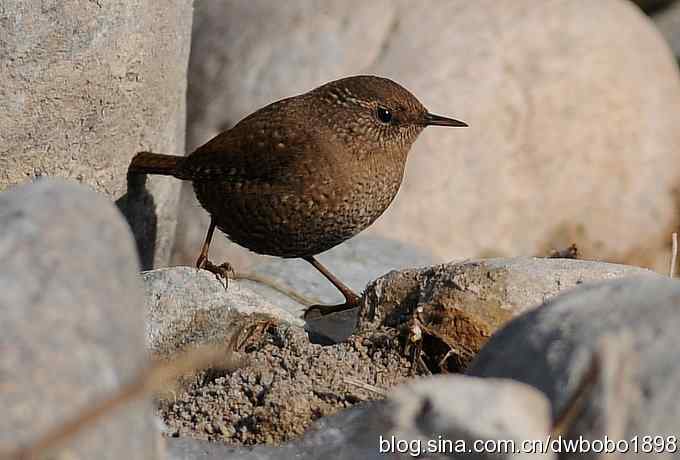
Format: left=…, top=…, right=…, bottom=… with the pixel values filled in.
left=303, top=293, right=361, bottom=321
left=196, top=256, right=234, bottom=290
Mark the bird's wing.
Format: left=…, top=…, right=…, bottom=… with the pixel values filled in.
left=178, top=100, right=321, bottom=183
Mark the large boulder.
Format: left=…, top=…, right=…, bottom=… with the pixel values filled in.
left=0, top=180, right=159, bottom=459
left=360, top=256, right=658, bottom=329
left=467, top=276, right=680, bottom=459
left=0, top=0, right=194, bottom=268
left=176, top=0, right=680, bottom=274
left=359, top=257, right=658, bottom=371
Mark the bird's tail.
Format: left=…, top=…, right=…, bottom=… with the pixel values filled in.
left=128, top=151, right=183, bottom=177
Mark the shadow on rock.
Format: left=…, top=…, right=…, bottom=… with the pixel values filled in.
left=116, top=172, right=157, bottom=270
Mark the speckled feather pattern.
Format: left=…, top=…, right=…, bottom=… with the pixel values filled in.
left=179, top=76, right=428, bottom=257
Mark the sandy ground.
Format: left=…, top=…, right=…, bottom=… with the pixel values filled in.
left=157, top=321, right=414, bottom=446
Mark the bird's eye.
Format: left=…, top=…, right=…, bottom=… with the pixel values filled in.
left=376, top=106, right=393, bottom=124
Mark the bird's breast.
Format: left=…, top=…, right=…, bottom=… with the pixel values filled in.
left=193, top=155, right=405, bottom=258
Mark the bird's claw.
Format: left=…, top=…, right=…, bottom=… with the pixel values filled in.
left=196, top=257, right=234, bottom=290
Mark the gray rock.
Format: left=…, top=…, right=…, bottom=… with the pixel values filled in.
left=148, top=235, right=435, bottom=350
left=360, top=256, right=658, bottom=329
left=176, top=0, right=680, bottom=273
left=379, top=376, right=553, bottom=460
left=165, top=437, right=254, bottom=460
left=165, top=376, right=552, bottom=460
left=467, top=276, right=680, bottom=458
left=0, top=0, right=194, bottom=268
left=0, top=180, right=159, bottom=459
left=304, top=307, right=360, bottom=345
left=142, top=266, right=305, bottom=357
left=358, top=257, right=657, bottom=371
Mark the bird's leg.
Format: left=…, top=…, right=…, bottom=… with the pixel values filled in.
left=195, top=218, right=234, bottom=289
left=302, top=256, right=361, bottom=319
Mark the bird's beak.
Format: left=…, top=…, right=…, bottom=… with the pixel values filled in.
left=423, top=112, right=468, bottom=127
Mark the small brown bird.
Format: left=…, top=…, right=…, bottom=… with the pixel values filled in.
left=129, top=75, right=466, bottom=318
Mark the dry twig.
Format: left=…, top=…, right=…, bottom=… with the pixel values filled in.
left=670, top=232, right=678, bottom=278
left=233, top=271, right=320, bottom=308
left=343, top=377, right=387, bottom=397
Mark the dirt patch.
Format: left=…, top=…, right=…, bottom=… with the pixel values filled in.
left=155, top=260, right=539, bottom=446
left=156, top=319, right=413, bottom=446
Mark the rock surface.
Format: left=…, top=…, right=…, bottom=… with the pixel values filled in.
left=142, top=266, right=305, bottom=357
left=359, top=257, right=658, bottom=370
left=149, top=257, right=657, bottom=355
left=145, top=258, right=656, bottom=366
left=0, top=180, right=159, bottom=459
left=165, top=376, right=553, bottom=460
left=467, top=276, right=680, bottom=458
left=380, top=375, right=553, bottom=460
left=142, top=265, right=361, bottom=346
left=176, top=0, right=680, bottom=273
left=0, top=0, right=194, bottom=268
left=361, top=257, right=658, bottom=328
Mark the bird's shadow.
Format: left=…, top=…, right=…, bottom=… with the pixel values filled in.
left=115, top=172, right=157, bottom=270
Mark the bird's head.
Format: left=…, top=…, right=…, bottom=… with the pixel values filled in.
left=311, top=75, right=467, bottom=156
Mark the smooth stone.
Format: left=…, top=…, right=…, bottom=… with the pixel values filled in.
left=360, top=256, right=658, bottom=329
left=0, top=179, right=159, bottom=459
left=142, top=266, right=305, bottom=357
left=467, top=276, right=680, bottom=459
left=0, top=0, right=193, bottom=268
